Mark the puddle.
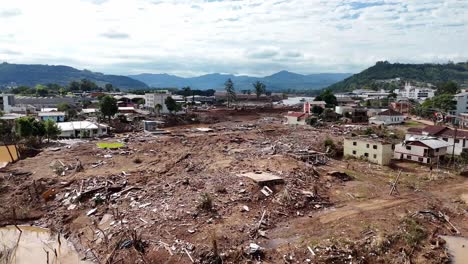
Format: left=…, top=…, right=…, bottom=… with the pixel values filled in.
left=0, top=225, right=93, bottom=264
left=441, top=235, right=468, bottom=264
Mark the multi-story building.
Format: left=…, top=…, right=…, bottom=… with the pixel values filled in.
left=454, top=90, right=468, bottom=116
left=397, top=82, right=435, bottom=102
left=406, top=125, right=468, bottom=155
left=144, top=92, right=171, bottom=114
left=344, top=137, right=395, bottom=165
left=0, top=94, right=15, bottom=113
left=394, top=137, right=451, bottom=164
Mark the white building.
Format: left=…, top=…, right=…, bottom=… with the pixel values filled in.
left=454, top=90, right=468, bottom=116
left=344, top=137, right=395, bottom=165
left=369, top=109, right=405, bottom=125
left=0, top=94, right=15, bottom=113
left=394, top=137, right=451, bottom=164
left=406, top=125, right=468, bottom=155
left=144, top=92, right=171, bottom=113
left=397, top=82, right=435, bottom=102
left=57, top=121, right=108, bottom=138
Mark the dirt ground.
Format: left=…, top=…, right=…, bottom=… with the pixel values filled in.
left=0, top=109, right=467, bottom=263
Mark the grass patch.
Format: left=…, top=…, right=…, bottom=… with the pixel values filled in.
left=96, top=142, right=125, bottom=149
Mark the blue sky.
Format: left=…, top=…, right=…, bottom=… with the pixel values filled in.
left=0, top=0, right=467, bottom=76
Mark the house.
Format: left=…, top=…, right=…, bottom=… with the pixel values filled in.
left=390, top=101, right=412, bottom=114
left=285, top=112, right=311, bottom=125
left=397, top=82, right=435, bottom=102
left=308, top=101, right=326, bottom=109
left=118, top=107, right=137, bottom=114
left=406, top=125, right=468, bottom=155
left=57, top=121, right=108, bottom=138
left=38, top=112, right=66, bottom=122
left=344, top=137, right=395, bottom=165
left=394, top=137, right=451, bottom=164
left=369, top=109, right=405, bottom=125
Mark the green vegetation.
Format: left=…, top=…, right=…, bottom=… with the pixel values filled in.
left=327, top=61, right=468, bottom=92
left=99, top=95, right=118, bottom=121
left=43, top=120, right=61, bottom=143
left=315, top=89, right=337, bottom=107
left=224, top=78, right=236, bottom=107
left=253, top=81, right=266, bottom=99
left=164, top=96, right=182, bottom=113
left=402, top=217, right=427, bottom=247
left=96, top=142, right=125, bottom=149
left=0, top=62, right=147, bottom=90
left=403, top=120, right=423, bottom=127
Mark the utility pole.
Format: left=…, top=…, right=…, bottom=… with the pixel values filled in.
left=452, top=126, right=458, bottom=167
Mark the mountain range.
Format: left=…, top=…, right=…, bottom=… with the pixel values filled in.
left=327, top=61, right=468, bottom=92
left=129, top=71, right=352, bottom=91
left=0, top=62, right=148, bottom=90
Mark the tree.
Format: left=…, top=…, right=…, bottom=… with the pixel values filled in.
left=435, top=81, right=458, bottom=96
left=165, top=96, right=181, bottom=113
left=155, top=104, right=163, bottom=116
left=105, top=83, right=114, bottom=92
left=224, top=78, right=236, bottom=108
left=43, top=120, right=61, bottom=143
left=15, top=117, right=45, bottom=144
left=253, top=81, right=266, bottom=99
left=35, top=85, right=49, bottom=97
left=68, top=81, right=81, bottom=92
left=57, top=103, right=77, bottom=120
left=99, top=95, right=118, bottom=121
left=311, top=105, right=324, bottom=115
left=421, top=94, right=456, bottom=112
left=80, top=79, right=98, bottom=91
left=315, top=89, right=337, bottom=108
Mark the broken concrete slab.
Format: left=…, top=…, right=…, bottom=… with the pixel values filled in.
left=238, top=172, right=284, bottom=185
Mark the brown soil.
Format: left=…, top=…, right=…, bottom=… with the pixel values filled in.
left=0, top=109, right=466, bottom=263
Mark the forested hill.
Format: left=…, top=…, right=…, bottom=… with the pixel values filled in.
left=326, top=61, right=468, bottom=92
left=0, top=62, right=148, bottom=89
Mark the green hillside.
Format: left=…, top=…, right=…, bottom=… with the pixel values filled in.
left=327, top=61, right=468, bottom=92
left=0, top=62, right=148, bottom=90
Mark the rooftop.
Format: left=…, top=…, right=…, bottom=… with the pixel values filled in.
left=57, top=121, right=107, bottom=132
left=407, top=125, right=468, bottom=139
left=377, top=109, right=403, bottom=116
left=38, top=112, right=66, bottom=116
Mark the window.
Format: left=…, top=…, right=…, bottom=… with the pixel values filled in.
left=392, top=144, right=395, bottom=150
left=406, top=146, right=411, bottom=150
left=427, top=158, right=431, bottom=163
left=352, top=150, right=356, bottom=155
left=455, top=139, right=460, bottom=144
left=464, top=139, right=466, bottom=148
left=373, top=145, right=377, bottom=149
left=418, top=157, right=423, bottom=162
left=406, top=155, right=412, bottom=160
left=373, top=154, right=377, bottom=159
left=364, top=153, right=369, bottom=157
left=443, top=138, right=448, bottom=141
left=366, top=144, right=369, bottom=148
left=353, top=142, right=357, bottom=146
left=435, top=148, right=439, bottom=152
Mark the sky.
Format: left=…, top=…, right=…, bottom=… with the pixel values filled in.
left=0, top=0, right=467, bottom=77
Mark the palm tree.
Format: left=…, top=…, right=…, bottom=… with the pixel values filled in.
left=224, top=79, right=236, bottom=108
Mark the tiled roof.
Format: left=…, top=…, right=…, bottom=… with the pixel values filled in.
left=408, top=125, right=468, bottom=139
left=377, top=109, right=403, bottom=116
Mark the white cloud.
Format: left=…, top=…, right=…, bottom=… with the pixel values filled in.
left=0, top=0, right=467, bottom=76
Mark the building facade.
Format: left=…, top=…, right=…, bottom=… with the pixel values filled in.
left=406, top=125, right=468, bottom=155
left=38, top=112, right=66, bottom=122
left=57, top=121, right=108, bottom=138
left=369, top=109, right=405, bottom=125
left=144, top=92, right=170, bottom=113
left=397, top=82, right=435, bottom=102
left=344, top=138, right=395, bottom=165
left=394, top=137, right=451, bottom=164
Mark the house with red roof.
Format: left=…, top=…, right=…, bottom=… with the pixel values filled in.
left=285, top=111, right=311, bottom=125
left=406, top=125, right=468, bottom=155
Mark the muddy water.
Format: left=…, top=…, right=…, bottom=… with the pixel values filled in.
left=0, top=226, right=93, bottom=264
left=441, top=236, right=468, bottom=264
